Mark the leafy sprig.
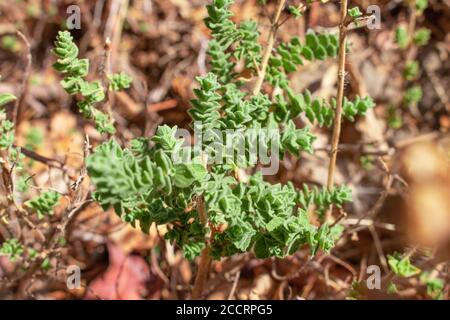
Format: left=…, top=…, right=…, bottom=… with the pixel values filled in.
left=25, top=191, right=61, bottom=219
left=267, top=31, right=339, bottom=88
left=388, top=253, right=421, bottom=277
left=52, top=31, right=132, bottom=134
left=0, top=238, right=24, bottom=261
left=0, top=92, right=17, bottom=151
left=108, top=72, right=133, bottom=91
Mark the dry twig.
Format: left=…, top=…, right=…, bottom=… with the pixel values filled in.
left=325, top=0, right=349, bottom=222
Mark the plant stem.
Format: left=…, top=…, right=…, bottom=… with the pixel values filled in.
left=191, top=243, right=211, bottom=299
left=251, top=0, right=286, bottom=96
left=326, top=0, right=348, bottom=222
left=13, top=31, right=31, bottom=132
left=191, top=196, right=212, bottom=299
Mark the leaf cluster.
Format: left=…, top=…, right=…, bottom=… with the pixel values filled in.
left=87, top=131, right=350, bottom=259
left=25, top=190, right=61, bottom=219
left=388, top=253, right=421, bottom=277
left=267, top=31, right=339, bottom=88
left=0, top=93, right=16, bottom=150
left=0, top=238, right=24, bottom=261
left=205, top=0, right=262, bottom=83
left=52, top=31, right=132, bottom=134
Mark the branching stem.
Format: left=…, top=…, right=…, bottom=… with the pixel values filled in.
left=326, top=0, right=348, bottom=222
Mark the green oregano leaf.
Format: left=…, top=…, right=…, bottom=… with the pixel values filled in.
left=348, top=7, right=362, bottom=19
left=388, top=253, right=421, bottom=277
left=413, top=28, right=431, bottom=46
left=0, top=238, right=24, bottom=261
left=395, top=27, right=409, bottom=49
left=288, top=5, right=303, bottom=18
left=108, top=72, right=133, bottom=91
left=25, top=191, right=61, bottom=219
left=0, top=93, right=17, bottom=107
left=404, top=86, right=423, bottom=104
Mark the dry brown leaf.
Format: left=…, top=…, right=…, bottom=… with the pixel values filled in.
left=84, top=242, right=151, bottom=300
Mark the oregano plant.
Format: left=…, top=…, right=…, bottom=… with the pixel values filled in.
left=77, top=0, right=374, bottom=298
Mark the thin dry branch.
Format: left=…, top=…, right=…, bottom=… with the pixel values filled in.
left=325, top=0, right=348, bottom=223
left=13, top=31, right=31, bottom=130
left=251, top=0, right=287, bottom=96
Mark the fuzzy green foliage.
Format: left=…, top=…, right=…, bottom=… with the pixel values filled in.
left=403, top=60, right=419, bottom=80
left=86, top=131, right=206, bottom=257
left=413, top=28, right=431, bottom=46
left=0, top=98, right=24, bottom=173
left=188, top=73, right=222, bottom=130
left=86, top=121, right=350, bottom=260
left=188, top=73, right=319, bottom=167
left=0, top=109, right=14, bottom=150
left=297, top=184, right=352, bottom=217
left=267, top=31, right=339, bottom=88
left=40, top=257, right=51, bottom=271
left=404, top=85, right=423, bottom=104
left=87, top=133, right=348, bottom=260
left=52, top=31, right=132, bottom=134
left=420, top=272, right=444, bottom=300
left=0, top=238, right=24, bottom=261
left=279, top=121, right=316, bottom=156
left=205, top=0, right=236, bottom=48
left=360, top=155, right=375, bottom=171
left=415, top=0, right=428, bottom=14
left=288, top=5, right=303, bottom=19
left=1, top=35, right=19, bottom=52
left=207, top=39, right=236, bottom=84
left=187, top=73, right=317, bottom=159
left=86, top=131, right=207, bottom=231
left=348, top=7, right=362, bottom=19
left=25, top=191, right=61, bottom=219
left=387, top=281, right=398, bottom=294
left=235, top=20, right=262, bottom=70
left=204, top=0, right=262, bottom=83
left=108, top=72, right=133, bottom=91
left=207, top=173, right=346, bottom=258
left=24, top=127, right=44, bottom=151
left=0, top=92, right=16, bottom=151
left=274, top=88, right=374, bottom=127
left=52, top=31, right=113, bottom=134
left=387, top=105, right=402, bottom=129
left=395, top=3, right=429, bottom=112
left=388, top=253, right=421, bottom=277
left=395, top=27, right=409, bottom=49
left=85, top=0, right=372, bottom=261
left=425, top=278, right=444, bottom=300
left=0, top=92, right=16, bottom=107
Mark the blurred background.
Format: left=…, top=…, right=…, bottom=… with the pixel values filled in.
left=0, top=0, right=448, bottom=299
